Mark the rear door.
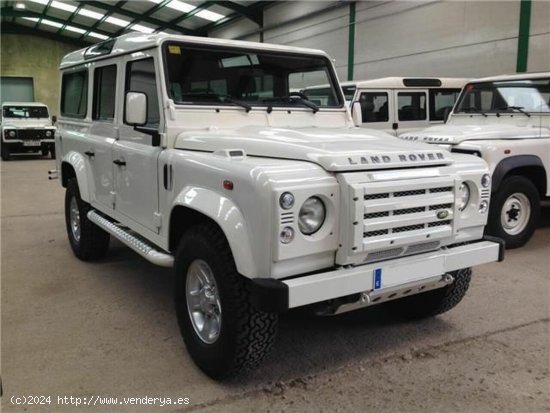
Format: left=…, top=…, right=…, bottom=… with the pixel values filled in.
left=356, top=89, right=395, bottom=135
left=393, top=89, right=428, bottom=135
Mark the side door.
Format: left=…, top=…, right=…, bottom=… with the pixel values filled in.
left=113, top=55, right=162, bottom=232
left=87, top=63, right=118, bottom=210
left=355, top=89, right=395, bottom=135
left=393, top=89, right=428, bottom=135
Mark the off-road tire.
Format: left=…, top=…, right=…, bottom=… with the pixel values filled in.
left=50, top=146, right=56, bottom=159
left=386, top=268, right=472, bottom=319
left=65, top=178, right=110, bottom=260
left=41, top=147, right=49, bottom=157
left=1, top=144, right=10, bottom=161
left=486, top=175, right=540, bottom=249
left=174, top=223, right=278, bottom=380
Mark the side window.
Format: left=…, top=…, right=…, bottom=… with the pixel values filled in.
left=61, top=70, right=88, bottom=118
left=398, top=92, right=426, bottom=121
left=429, top=89, right=460, bottom=121
left=359, top=92, right=389, bottom=123
left=125, top=58, right=160, bottom=126
left=93, top=65, right=117, bottom=121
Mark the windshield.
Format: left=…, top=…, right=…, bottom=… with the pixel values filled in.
left=3, top=105, right=49, bottom=119
left=455, top=78, right=550, bottom=114
left=163, top=43, right=343, bottom=109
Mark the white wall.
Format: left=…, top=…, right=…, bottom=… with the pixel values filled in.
left=208, top=0, right=550, bottom=80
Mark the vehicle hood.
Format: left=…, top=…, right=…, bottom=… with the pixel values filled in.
left=174, top=125, right=453, bottom=172
left=2, top=119, right=54, bottom=129
left=399, top=123, right=548, bottom=145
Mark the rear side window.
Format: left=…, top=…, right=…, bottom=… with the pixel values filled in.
left=93, top=65, right=117, bottom=121
left=61, top=70, right=88, bottom=118
left=125, top=58, right=160, bottom=126
left=398, top=92, right=426, bottom=121
left=429, top=89, right=461, bottom=121
left=359, top=92, right=389, bottom=123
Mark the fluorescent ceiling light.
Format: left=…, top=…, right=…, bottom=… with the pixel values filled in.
left=105, top=16, right=130, bottom=27
left=88, top=32, right=109, bottom=40
left=131, top=24, right=155, bottom=34
left=15, top=3, right=26, bottom=9
left=78, top=8, right=105, bottom=20
left=196, top=9, right=225, bottom=22
left=22, top=17, right=39, bottom=22
left=65, top=25, right=86, bottom=34
left=148, top=0, right=162, bottom=3
left=166, top=0, right=195, bottom=13
left=51, top=1, right=77, bottom=13
left=28, top=0, right=48, bottom=5
left=41, top=19, right=63, bottom=28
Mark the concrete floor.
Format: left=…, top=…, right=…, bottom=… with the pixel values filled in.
left=1, top=157, right=549, bottom=413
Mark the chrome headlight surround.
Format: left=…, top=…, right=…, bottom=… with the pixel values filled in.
left=457, top=182, right=471, bottom=211
left=279, top=192, right=295, bottom=210
left=298, top=196, right=326, bottom=235
left=481, top=173, right=491, bottom=188
left=7, top=130, right=16, bottom=138
left=45, top=130, right=53, bottom=138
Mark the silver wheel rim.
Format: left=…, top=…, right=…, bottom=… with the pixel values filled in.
left=501, top=192, right=531, bottom=235
left=69, top=197, right=81, bottom=242
left=186, top=259, right=222, bottom=344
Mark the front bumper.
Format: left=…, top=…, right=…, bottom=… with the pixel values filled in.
left=251, top=238, right=504, bottom=312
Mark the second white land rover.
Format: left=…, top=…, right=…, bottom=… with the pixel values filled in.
left=400, top=73, right=550, bottom=248
left=55, top=33, right=503, bottom=379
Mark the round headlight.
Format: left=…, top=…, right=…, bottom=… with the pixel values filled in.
left=45, top=130, right=52, bottom=137
left=481, top=173, right=491, bottom=188
left=8, top=130, right=16, bottom=138
left=279, top=192, right=295, bottom=210
left=298, top=196, right=326, bottom=235
left=458, top=182, right=471, bottom=211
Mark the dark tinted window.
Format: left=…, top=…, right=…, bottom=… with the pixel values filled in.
left=3, top=105, right=48, bottom=118
left=125, top=58, right=160, bottom=126
left=61, top=70, right=88, bottom=118
left=429, top=88, right=461, bottom=121
left=342, top=86, right=357, bottom=101
left=398, top=92, right=426, bottom=121
left=359, top=92, right=389, bottom=123
left=93, top=65, right=117, bottom=121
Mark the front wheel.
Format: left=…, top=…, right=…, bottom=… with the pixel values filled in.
left=174, top=223, right=278, bottom=380
left=1, top=143, right=10, bottom=161
left=486, top=176, right=540, bottom=249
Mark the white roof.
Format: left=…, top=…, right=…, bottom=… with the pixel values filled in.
left=2, top=102, right=48, bottom=107
left=468, top=72, right=550, bottom=83
left=340, top=77, right=469, bottom=89
left=60, top=32, right=330, bottom=69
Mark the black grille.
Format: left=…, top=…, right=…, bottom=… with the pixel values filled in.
left=429, top=203, right=452, bottom=210
left=428, top=220, right=451, bottom=227
left=364, top=229, right=389, bottom=237
left=429, top=186, right=453, bottom=193
left=394, top=189, right=425, bottom=197
left=15, top=129, right=46, bottom=140
left=394, top=206, right=425, bottom=215
left=393, top=224, right=425, bottom=233
left=364, top=193, right=389, bottom=200
left=364, top=211, right=390, bottom=219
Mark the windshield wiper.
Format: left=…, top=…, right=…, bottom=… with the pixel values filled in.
left=497, top=106, right=531, bottom=117
left=178, top=93, right=252, bottom=112
left=265, top=95, right=319, bottom=114
left=460, top=106, right=488, bottom=117
left=221, top=96, right=252, bottom=113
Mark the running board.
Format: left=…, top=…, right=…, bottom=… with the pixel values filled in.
left=87, top=211, right=174, bottom=267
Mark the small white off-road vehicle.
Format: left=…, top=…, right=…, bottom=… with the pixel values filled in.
left=1, top=102, right=56, bottom=160
left=400, top=73, right=550, bottom=248
left=55, top=33, right=503, bottom=379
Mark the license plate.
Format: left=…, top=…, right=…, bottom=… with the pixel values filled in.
left=23, top=140, right=40, bottom=147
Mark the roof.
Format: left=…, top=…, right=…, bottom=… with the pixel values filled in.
left=468, top=72, right=550, bottom=83
left=340, top=77, right=469, bottom=89
left=60, top=31, right=330, bottom=69
left=2, top=102, right=48, bottom=107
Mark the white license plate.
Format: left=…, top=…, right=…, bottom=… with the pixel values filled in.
left=23, top=140, right=40, bottom=147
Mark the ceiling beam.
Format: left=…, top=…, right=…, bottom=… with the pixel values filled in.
left=1, top=21, right=92, bottom=47
left=154, top=1, right=214, bottom=33
left=35, top=0, right=52, bottom=30
left=79, top=0, right=126, bottom=40
left=215, top=1, right=263, bottom=25
left=58, top=3, right=84, bottom=35
left=197, top=1, right=275, bottom=36
left=114, top=0, right=172, bottom=36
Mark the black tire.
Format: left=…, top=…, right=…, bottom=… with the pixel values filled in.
left=64, top=178, right=110, bottom=260
left=41, top=147, right=49, bottom=157
left=174, top=223, right=278, bottom=380
left=1, top=144, right=10, bottom=161
left=50, top=145, right=56, bottom=159
left=486, top=175, right=540, bottom=249
left=385, top=268, right=472, bottom=320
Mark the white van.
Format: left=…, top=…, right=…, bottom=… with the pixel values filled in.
left=304, top=77, right=467, bottom=136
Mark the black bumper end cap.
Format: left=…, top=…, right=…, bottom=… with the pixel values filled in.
left=483, top=235, right=505, bottom=262
left=249, top=278, right=289, bottom=313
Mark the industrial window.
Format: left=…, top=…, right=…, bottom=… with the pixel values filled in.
left=61, top=70, right=88, bottom=118
left=429, top=89, right=461, bottom=121
left=93, top=65, right=117, bottom=121
left=125, top=58, right=160, bottom=126
left=397, top=92, right=426, bottom=121
left=359, top=92, right=389, bottom=123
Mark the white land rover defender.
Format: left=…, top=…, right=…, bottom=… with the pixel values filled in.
left=55, top=33, right=503, bottom=379
left=400, top=73, right=550, bottom=248
left=1, top=102, right=56, bottom=160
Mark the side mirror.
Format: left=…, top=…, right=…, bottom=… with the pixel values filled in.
left=443, top=107, right=452, bottom=123
left=125, top=92, right=147, bottom=126
left=351, top=101, right=362, bottom=127
left=51, top=115, right=57, bottom=124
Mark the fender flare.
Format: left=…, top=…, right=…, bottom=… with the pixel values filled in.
left=491, top=155, right=545, bottom=192
left=172, top=186, right=257, bottom=277
left=61, top=151, right=91, bottom=202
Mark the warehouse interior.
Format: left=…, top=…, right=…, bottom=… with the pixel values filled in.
left=1, top=1, right=549, bottom=412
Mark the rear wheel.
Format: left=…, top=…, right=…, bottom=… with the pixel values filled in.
left=65, top=178, right=110, bottom=260
left=174, top=223, right=278, bottom=379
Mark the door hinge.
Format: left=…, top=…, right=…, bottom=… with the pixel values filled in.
left=153, top=212, right=162, bottom=229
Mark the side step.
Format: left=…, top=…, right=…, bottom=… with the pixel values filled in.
left=87, top=210, right=174, bottom=268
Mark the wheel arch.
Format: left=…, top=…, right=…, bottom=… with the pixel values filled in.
left=60, top=151, right=91, bottom=202
left=169, top=187, right=257, bottom=278
left=492, top=155, right=547, bottom=196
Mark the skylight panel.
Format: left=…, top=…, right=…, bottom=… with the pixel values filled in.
left=196, top=9, right=225, bottom=22
left=88, top=32, right=110, bottom=40
left=166, top=0, right=196, bottom=13
left=22, top=17, right=40, bottom=22
left=28, top=0, right=48, bottom=5
left=41, top=19, right=63, bottom=28
left=51, top=1, right=77, bottom=13
left=131, top=24, right=155, bottom=34
left=105, top=16, right=130, bottom=27
left=65, top=25, right=86, bottom=34
left=78, top=8, right=105, bottom=20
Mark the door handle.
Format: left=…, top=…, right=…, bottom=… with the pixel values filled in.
left=84, top=150, right=95, bottom=158
left=113, top=159, right=126, bottom=166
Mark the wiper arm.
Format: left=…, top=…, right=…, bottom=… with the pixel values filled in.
left=460, top=106, right=488, bottom=117
left=497, top=106, right=531, bottom=117
left=221, top=96, right=252, bottom=113
left=290, top=97, right=319, bottom=113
